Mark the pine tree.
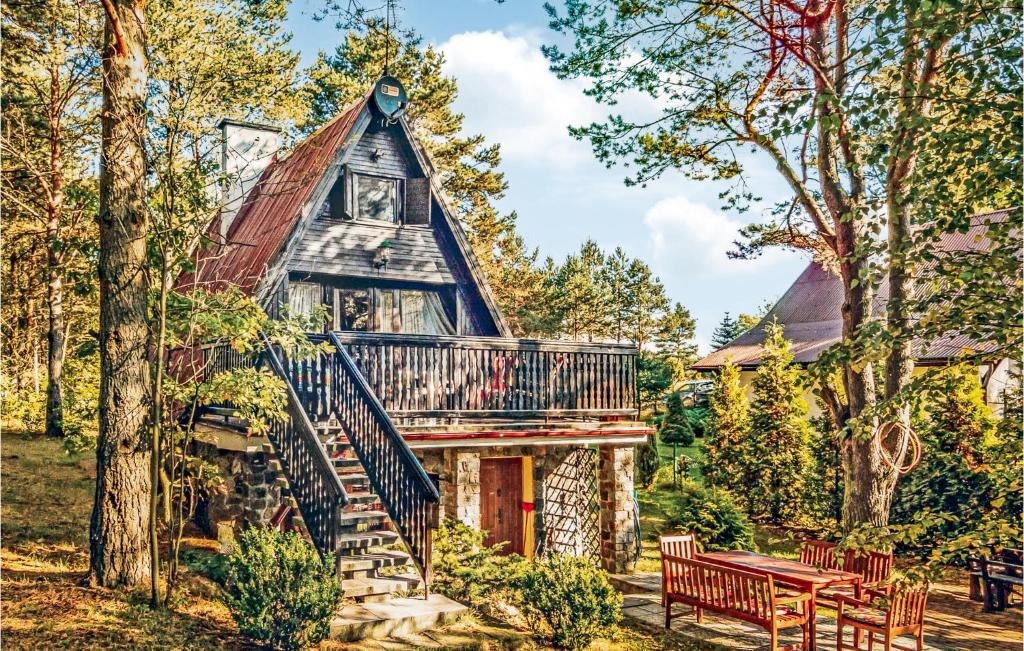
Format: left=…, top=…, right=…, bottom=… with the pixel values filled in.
left=656, top=303, right=698, bottom=383
left=711, top=313, right=741, bottom=349
left=701, top=360, right=750, bottom=494
left=660, top=392, right=694, bottom=446
left=746, top=320, right=813, bottom=524
left=550, top=240, right=611, bottom=341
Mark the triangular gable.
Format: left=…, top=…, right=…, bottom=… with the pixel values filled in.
left=184, top=92, right=511, bottom=336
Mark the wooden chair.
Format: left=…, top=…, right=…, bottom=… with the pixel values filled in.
left=979, top=553, right=1024, bottom=612
left=820, top=550, right=894, bottom=606
left=800, top=539, right=840, bottom=570
left=836, top=585, right=929, bottom=651
left=664, top=555, right=812, bottom=651
left=659, top=534, right=699, bottom=606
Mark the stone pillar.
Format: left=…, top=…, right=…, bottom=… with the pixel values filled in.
left=598, top=445, right=637, bottom=574
left=444, top=449, right=481, bottom=528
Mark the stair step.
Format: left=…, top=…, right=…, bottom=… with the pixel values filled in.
left=329, top=594, right=468, bottom=642
left=344, top=491, right=379, bottom=505
left=337, top=551, right=411, bottom=575
left=341, top=574, right=422, bottom=600
left=336, top=530, right=399, bottom=552
left=334, top=457, right=363, bottom=470
left=338, top=511, right=389, bottom=530
left=204, top=405, right=239, bottom=417
left=338, top=473, right=370, bottom=485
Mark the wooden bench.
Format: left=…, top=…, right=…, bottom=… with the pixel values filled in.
left=663, top=555, right=812, bottom=651
left=976, top=553, right=1023, bottom=611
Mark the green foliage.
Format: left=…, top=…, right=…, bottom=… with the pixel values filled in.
left=432, top=519, right=526, bottom=606
left=711, top=313, right=742, bottom=350
left=747, top=321, right=813, bottom=524
left=664, top=480, right=756, bottom=552
left=655, top=302, right=698, bottom=383
left=635, top=437, right=661, bottom=488
left=804, top=413, right=843, bottom=527
left=659, top=393, right=694, bottom=446
left=892, top=365, right=1014, bottom=557
left=685, top=405, right=708, bottom=438
left=222, top=527, right=342, bottom=651
left=700, top=361, right=749, bottom=492
left=515, top=554, right=622, bottom=650
left=637, top=353, right=674, bottom=416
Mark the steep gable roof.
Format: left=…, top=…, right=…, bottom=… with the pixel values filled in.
left=693, top=209, right=1017, bottom=370
left=181, top=94, right=510, bottom=335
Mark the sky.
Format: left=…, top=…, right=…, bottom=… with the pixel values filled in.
left=284, top=0, right=810, bottom=354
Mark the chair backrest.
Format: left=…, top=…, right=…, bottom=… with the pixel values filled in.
left=887, top=585, right=930, bottom=628
left=664, top=555, right=777, bottom=624
left=800, top=539, right=839, bottom=570
left=660, top=533, right=699, bottom=560
left=845, top=549, right=893, bottom=585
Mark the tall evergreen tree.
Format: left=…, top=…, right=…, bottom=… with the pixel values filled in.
left=711, top=313, right=742, bottom=350
left=1, top=0, right=101, bottom=439
left=656, top=302, right=697, bottom=383
left=746, top=321, right=813, bottom=524
left=701, top=360, right=750, bottom=495
left=550, top=240, right=611, bottom=341
left=660, top=392, right=694, bottom=446
left=623, top=257, right=669, bottom=351
left=90, top=0, right=152, bottom=589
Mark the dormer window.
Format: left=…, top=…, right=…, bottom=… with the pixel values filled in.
left=354, top=173, right=403, bottom=222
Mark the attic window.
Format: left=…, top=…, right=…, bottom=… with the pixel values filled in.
left=354, top=173, right=403, bottom=222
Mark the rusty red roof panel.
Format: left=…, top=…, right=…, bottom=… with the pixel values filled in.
left=182, top=97, right=369, bottom=295
left=693, top=209, right=1018, bottom=370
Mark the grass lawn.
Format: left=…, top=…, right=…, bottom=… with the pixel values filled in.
left=1, top=430, right=723, bottom=651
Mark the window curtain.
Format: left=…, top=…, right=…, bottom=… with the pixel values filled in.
left=289, top=281, right=320, bottom=318
left=401, top=290, right=455, bottom=335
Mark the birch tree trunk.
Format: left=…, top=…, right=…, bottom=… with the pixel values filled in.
left=45, top=57, right=66, bottom=439
left=89, top=0, right=151, bottom=589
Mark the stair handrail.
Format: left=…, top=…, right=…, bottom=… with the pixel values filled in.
left=205, top=338, right=348, bottom=557
left=326, top=330, right=440, bottom=586
left=260, top=333, right=349, bottom=502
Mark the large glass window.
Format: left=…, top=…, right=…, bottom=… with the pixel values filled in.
left=333, top=288, right=369, bottom=331
left=399, top=290, right=455, bottom=335
left=355, top=174, right=400, bottom=222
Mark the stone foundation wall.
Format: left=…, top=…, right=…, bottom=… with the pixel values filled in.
left=598, top=445, right=638, bottom=574
left=194, top=436, right=287, bottom=539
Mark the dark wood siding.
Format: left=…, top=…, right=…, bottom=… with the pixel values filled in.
left=288, top=219, right=454, bottom=284
left=346, top=123, right=416, bottom=179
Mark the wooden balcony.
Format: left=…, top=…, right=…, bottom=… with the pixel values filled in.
left=330, top=332, right=638, bottom=421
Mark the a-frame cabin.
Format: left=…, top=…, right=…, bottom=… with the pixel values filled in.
left=184, top=78, right=651, bottom=616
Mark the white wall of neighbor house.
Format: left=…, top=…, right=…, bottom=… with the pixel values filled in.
left=736, top=357, right=1017, bottom=421
left=218, top=119, right=282, bottom=239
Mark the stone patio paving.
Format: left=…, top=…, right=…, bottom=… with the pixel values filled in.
left=613, top=572, right=1023, bottom=651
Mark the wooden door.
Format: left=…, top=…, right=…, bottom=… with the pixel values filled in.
left=480, top=457, right=524, bottom=555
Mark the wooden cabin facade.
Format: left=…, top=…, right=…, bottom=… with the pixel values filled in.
left=186, top=87, right=650, bottom=604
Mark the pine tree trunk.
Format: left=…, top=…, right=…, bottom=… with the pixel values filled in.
left=45, top=59, right=66, bottom=439
left=89, top=0, right=152, bottom=589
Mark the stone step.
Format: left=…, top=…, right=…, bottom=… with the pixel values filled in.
left=341, top=573, right=422, bottom=602
left=337, top=551, right=412, bottom=577
left=336, top=530, right=399, bottom=553
left=330, top=594, right=467, bottom=642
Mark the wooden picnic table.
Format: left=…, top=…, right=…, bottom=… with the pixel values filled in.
left=698, top=550, right=861, bottom=651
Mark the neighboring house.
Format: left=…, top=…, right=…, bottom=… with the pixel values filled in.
left=179, top=79, right=649, bottom=619
left=692, top=209, right=1018, bottom=417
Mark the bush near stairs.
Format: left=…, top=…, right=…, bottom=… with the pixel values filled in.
left=223, top=527, right=342, bottom=651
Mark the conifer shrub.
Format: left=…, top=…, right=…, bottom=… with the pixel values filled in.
left=635, top=436, right=661, bottom=488
left=222, top=527, right=342, bottom=651
left=659, top=392, right=694, bottom=446
left=515, top=554, right=622, bottom=650
left=700, top=360, right=750, bottom=493
left=432, top=518, right=526, bottom=606
left=665, top=479, right=756, bottom=551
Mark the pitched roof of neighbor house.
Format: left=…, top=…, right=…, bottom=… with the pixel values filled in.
left=183, top=98, right=369, bottom=295
left=692, top=209, right=1017, bottom=371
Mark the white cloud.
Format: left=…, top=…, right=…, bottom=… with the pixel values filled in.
left=643, top=196, right=788, bottom=276
left=439, top=30, right=603, bottom=167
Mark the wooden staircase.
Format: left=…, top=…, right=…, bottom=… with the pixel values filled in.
left=322, top=428, right=423, bottom=603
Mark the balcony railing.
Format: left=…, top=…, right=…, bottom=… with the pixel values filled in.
left=329, top=332, right=638, bottom=419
